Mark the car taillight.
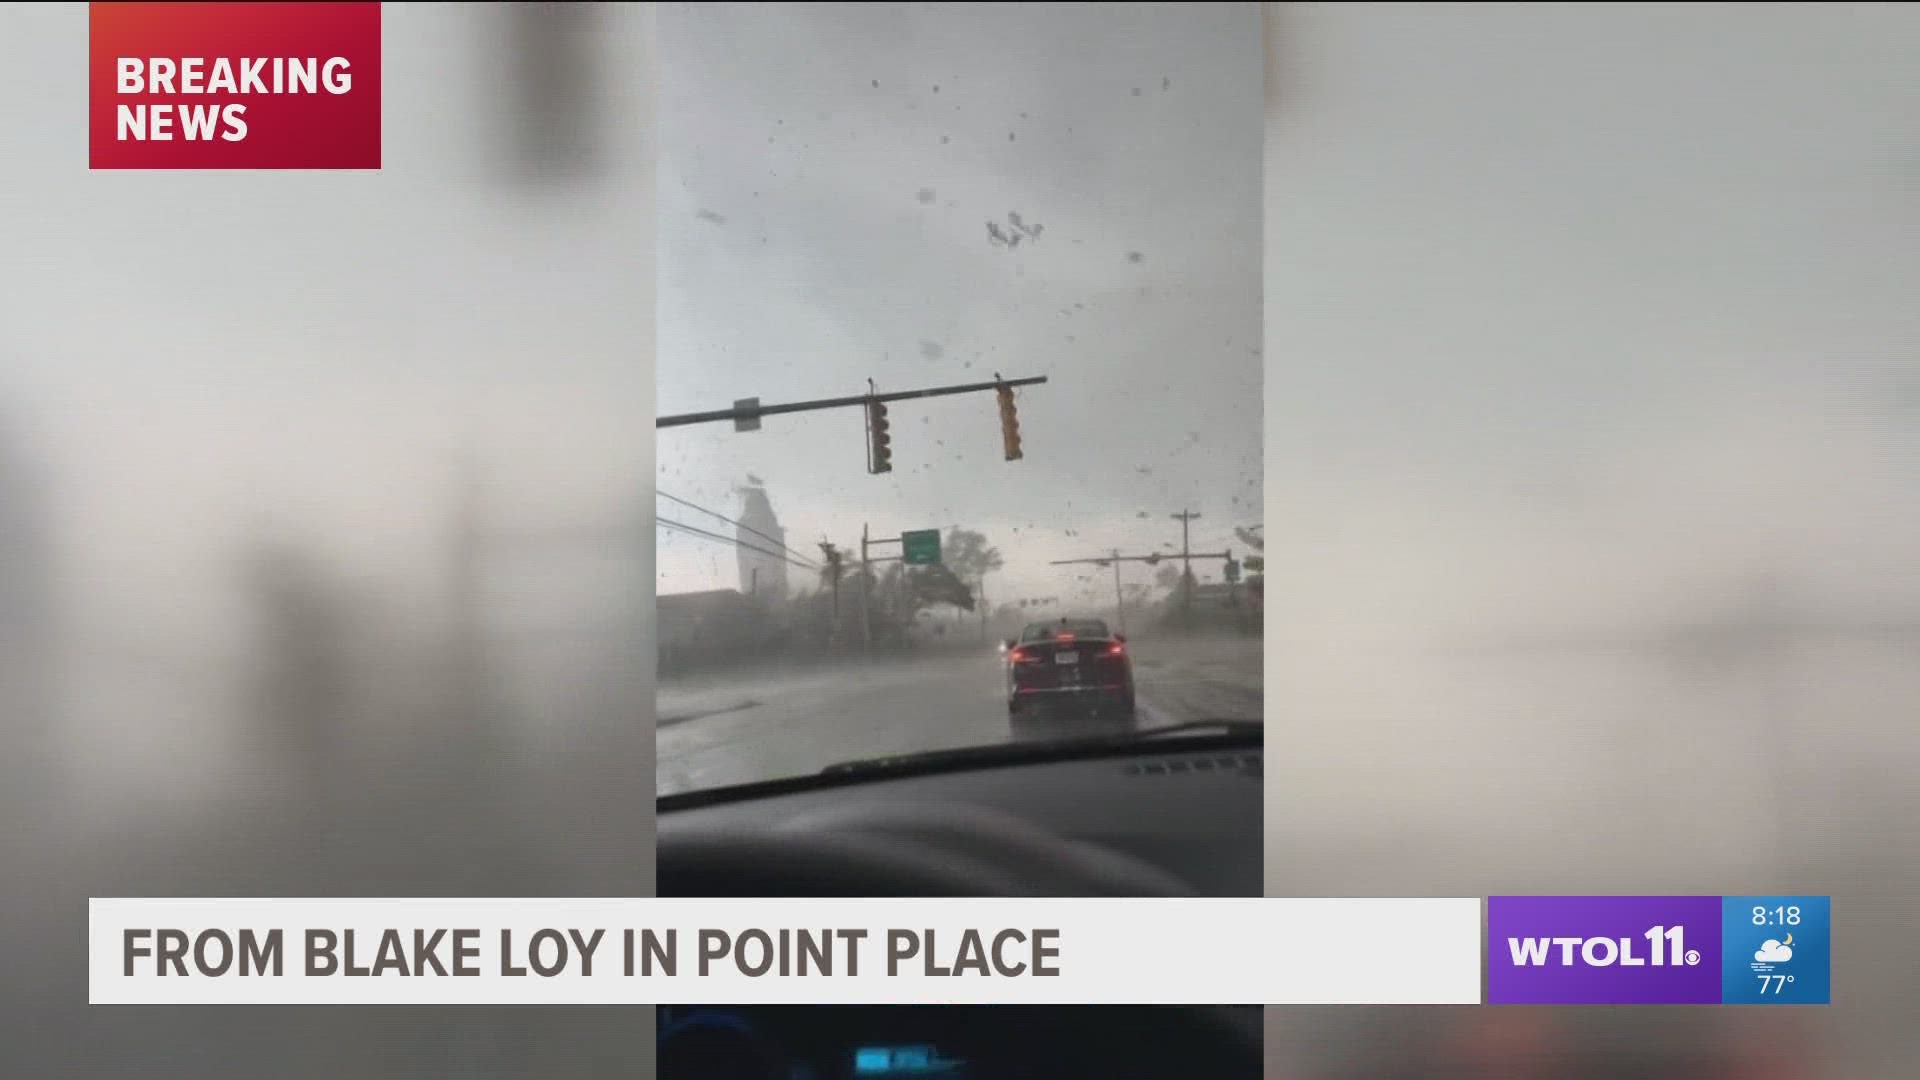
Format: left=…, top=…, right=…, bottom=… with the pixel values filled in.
left=1009, top=647, right=1030, bottom=662
left=1106, top=642, right=1125, bottom=657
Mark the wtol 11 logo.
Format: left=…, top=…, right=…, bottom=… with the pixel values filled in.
left=1505, top=923, right=1701, bottom=970
left=1487, top=896, right=1830, bottom=1005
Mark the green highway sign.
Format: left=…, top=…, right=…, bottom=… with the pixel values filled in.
left=901, top=528, right=943, bottom=566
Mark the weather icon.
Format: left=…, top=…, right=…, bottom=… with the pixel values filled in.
left=1751, top=934, right=1794, bottom=971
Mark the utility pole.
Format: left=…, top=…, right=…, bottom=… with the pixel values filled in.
left=1172, top=510, right=1202, bottom=617
left=852, top=525, right=917, bottom=656
left=819, top=542, right=844, bottom=649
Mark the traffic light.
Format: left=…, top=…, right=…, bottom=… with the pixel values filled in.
left=867, top=399, right=892, bottom=473
left=996, top=384, right=1022, bottom=461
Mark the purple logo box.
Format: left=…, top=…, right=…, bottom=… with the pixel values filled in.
left=1488, top=896, right=1723, bottom=1004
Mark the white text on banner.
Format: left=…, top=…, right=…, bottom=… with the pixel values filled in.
left=91, top=897, right=1482, bottom=1005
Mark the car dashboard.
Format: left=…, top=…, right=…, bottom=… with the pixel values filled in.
left=657, top=732, right=1263, bottom=897
left=658, top=1005, right=1263, bottom=1080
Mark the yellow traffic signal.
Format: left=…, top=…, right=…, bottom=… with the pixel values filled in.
left=868, top=399, right=893, bottom=473
left=997, top=385, right=1022, bottom=461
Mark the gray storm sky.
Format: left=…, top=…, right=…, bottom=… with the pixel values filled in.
left=656, top=2, right=1264, bottom=602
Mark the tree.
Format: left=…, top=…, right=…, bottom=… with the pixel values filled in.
left=942, top=527, right=1003, bottom=583
left=907, top=562, right=976, bottom=611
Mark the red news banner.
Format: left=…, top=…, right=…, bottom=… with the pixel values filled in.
left=89, top=2, right=381, bottom=170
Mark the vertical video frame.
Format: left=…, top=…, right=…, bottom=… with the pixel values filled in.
left=652, top=3, right=1264, bottom=1078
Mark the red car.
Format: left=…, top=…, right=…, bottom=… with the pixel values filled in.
left=1004, top=618, right=1136, bottom=720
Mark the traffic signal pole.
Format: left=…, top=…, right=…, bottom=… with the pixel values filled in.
left=1051, top=548, right=1235, bottom=635
left=858, top=524, right=873, bottom=656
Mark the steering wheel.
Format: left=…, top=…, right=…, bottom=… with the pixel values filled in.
left=657, top=802, right=1196, bottom=897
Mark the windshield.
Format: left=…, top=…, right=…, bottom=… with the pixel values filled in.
left=655, top=4, right=1264, bottom=796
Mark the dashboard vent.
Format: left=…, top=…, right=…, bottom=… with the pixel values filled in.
left=1121, top=753, right=1261, bottom=780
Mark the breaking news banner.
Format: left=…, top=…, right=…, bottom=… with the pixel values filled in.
left=88, top=1, right=381, bottom=170
left=1488, top=895, right=1832, bottom=1005
left=90, top=898, right=1482, bottom=1006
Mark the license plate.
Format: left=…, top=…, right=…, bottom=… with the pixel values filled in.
left=1056, top=651, right=1078, bottom=664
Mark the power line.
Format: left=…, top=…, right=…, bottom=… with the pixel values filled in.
left=657, top=515, right=808, bottom=568
left=657, top=489, right=818, bottom=568
left=655, top=516, right=817, bottom=572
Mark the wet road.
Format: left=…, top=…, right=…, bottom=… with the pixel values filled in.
left=656, top=632, right=1263, bottom=796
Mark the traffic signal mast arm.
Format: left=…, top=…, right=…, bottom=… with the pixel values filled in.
left=1050, top=552, right=1233, bottom=566
left=657, top=375, right=1048, bottom=428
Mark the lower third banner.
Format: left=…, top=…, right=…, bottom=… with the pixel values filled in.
left=91, top=897, right=1482, bottom=1006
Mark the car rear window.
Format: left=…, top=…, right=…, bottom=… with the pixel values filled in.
left=1022, top=620, right=1110, bottom=641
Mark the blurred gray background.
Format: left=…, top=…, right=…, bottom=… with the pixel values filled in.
left=7, top=2, right=1918, bottom=1077
left=1265, top=3, right=1918, bottom=1078
left=2, top=3, right=655, bottom=1075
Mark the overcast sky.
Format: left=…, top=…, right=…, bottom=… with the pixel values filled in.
left=655, top=2, right=1264, bottom=603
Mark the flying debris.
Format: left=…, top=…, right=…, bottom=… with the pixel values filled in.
left=987, top=211, right=1043, bottom=249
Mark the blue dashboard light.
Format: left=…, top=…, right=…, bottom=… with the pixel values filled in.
left=852, top=1046, right=965, bottom=1076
